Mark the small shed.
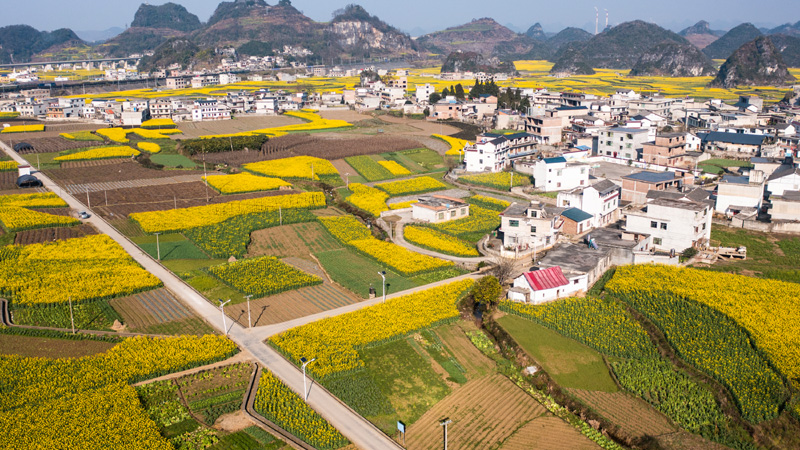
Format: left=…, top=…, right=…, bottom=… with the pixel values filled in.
left=16, top=174, right=42, bottom=188
left=13, top=142, right=33, bottom=153
left=560, top=208, right=594, bottom=236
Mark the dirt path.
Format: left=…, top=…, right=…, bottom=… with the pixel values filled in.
left=131, top=351, right=254, bottom=387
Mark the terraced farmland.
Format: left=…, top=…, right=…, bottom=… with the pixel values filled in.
left=405, top=373, right=547, bottom=450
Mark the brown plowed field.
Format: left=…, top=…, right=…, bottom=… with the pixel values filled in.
left=45, top=161, right=204, bottom=184
left=499, top=416, right=600, bottom=450
left=2, top=136, right=105, bottom=154
left=0, top=333, right=115, bottom=359
left=109, top=288, right=213, bottom=335
left=0, top=172, right=19, bottom=190
left=229, top=282, right=362, bottom=328
left=14, top=223, right=98, bottom=245
left=247, top=222, right=341, bottom=260
left=177, top=115, right=299, bottom=139
left=436, top=323, right=495, bottom=380
left=568, top=389, right=675, bottom=439
left=405, top=374, right=547, bottom=450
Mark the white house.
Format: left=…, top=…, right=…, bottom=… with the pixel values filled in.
left=528, top=157, right=590, bottom=192
left=191, top=100, right=231, bottom=121
left=766, top=160, right=800, bottom=197
left=556, top=179, right=621, bottom=227
left=625, top=197, right=712, bottom=252
left=219, top=73, right=241, bottom=85
left=499, top=201, right=563, bottom=251
left=411, top=195, right=470, bottom=223
left=715, top=173, right=766, bottom=214
left=508, top=266, right=586, bottom=304
left=597, top=127, right=651, bottom=160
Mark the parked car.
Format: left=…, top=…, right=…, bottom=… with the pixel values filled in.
left=78, top=211, right=90, bottom=219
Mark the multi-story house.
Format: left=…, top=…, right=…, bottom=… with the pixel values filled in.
left=556, top=179, right=621, bottom=227
left=621, top=171, right=693, bottom=204
left=524, top=115, right=563, bottom=144
left=597, top=127, right=651, bottom=160
left=191, top=100, right=231, bottom=121
left=499, top=201, right=563, bottom=251
left=625, top=196, right=712, bottom=252
left=526, top=157, right=590, bottom=192
left=463, top=132, right=535, bottom=172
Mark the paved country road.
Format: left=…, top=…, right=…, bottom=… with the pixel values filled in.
left=0, top=141, right=404, bottom=450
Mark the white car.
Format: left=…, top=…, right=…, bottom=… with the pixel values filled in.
left=78, top=211, right=90, bottom=219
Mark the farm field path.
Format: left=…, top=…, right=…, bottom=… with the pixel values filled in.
left=1, top=140, right=405, bottom=450
left=64, top=173, right=203, bottom=194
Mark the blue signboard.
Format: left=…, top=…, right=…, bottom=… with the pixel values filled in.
left=397, top=421, right=405, bottom=433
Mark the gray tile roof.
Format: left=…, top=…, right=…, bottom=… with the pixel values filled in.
left=623, top=171, right=676, bottom=183
left=698, top=131, right=769, bottom=146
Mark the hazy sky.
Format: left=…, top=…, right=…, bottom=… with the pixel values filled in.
left=2, top=0, right=798, bottom=35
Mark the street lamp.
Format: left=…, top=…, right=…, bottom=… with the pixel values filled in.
left=245, top=294, right=253, bottom=328
left=154, top=232, right=161, bottom=261
left=440, top=418, right=452, bottom=450
left=218, top=299, right=231, bottom=335
left=378, top=271, right=386, bottom=302
left=300, top=357, right=316, bottom=401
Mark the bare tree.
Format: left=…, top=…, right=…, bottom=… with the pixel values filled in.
left=490, top=256, right=517, bottom=285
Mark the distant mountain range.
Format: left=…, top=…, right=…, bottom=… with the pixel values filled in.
left=0, top=1, right=797, bottom=88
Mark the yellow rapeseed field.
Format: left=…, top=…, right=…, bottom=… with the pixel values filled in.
left=204, top=173, right=291, bottom=194
left=54, top=146, right=140, bottom=161
left=244, top=155, right=338, bottom=181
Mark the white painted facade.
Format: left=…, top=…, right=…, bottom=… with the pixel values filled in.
left=625, top=199, right=712, bottom=251
left=767, top=171, right=800, bottom=197
left=556, top=180, right=621, bottom=227
left=530, top=158, right=590, bottom=192
left=597, top=127, right=651, bottom=160
left=715, top=177, right=764, bottom=213
left=509, top=272, right=587, bottom=304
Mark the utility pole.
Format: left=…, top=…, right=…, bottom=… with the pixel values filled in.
left=440, top=419, right=452, bottom=450
left=155, top=232, right=161, bottom=261
left=219, top=299, right=231, bottom=335
left=86, top=187, right=90, bottom=208
left=301, top=357, right=316, bottom=401
left=68, top=296, right=75, bottom=334
left=245, top=295, right=253, bottom=328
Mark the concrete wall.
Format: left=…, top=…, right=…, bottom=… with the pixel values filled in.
left=715, top=183, right=764, bottom=212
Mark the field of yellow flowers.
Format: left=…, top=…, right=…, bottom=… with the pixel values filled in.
left=130, top=191, right=325, bottom=233
left=136, top=142, right=161, bottom=153
left=375, top=176, right=448, bottom=196
left=209, top=256, right=322, bottom=297
left=460, top=172, right=530, bottom=191
left=318, top=215, right=454, bottom=276
left=96, top=127, right=130, bottom=143
left=141, top=118, right=177, bottom=129
left=345, top=183, right=389, bottom=216
left=0, top=160, right=18, bottom=171
left=0, top=192, right=67, bottom=208
left=467, top=195, right=511, bottom=211
left=54, top=145, right=140, bottom=161
left=1, top=124, right=44, bottom=133
left=432, top=134, right=472, bottom=156
left=0, top=335, right=237, bottom=450
left=244, top=155, right=339, bottom=182
left=430, top=205, right=501, bottom=243
left=0, top=206, right=80, bottom=232
left=255, top=370, right=349, bottom=449
left=378, top=160, right=411, bottom=176
left=270, top=279, right=473, bottom=378
left=204, top=173, right=291, bottom=194
left=60, top=130, right=104, bottom=141
left=0, top=235, right=162, bottom=306
left=404, top=225, right=479, bottom=257
left=606, top=265, right=792, bottom=423
left=345, top=155, right=395, bottom=181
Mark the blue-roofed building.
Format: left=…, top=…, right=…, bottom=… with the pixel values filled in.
left=561, top=207, right=595, bottom=235
left=697, top=131, right=771, bottom=157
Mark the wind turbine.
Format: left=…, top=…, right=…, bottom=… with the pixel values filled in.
left=605, top=9, right=609, bottom=30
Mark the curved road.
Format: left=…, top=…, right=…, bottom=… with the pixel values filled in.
left=0, top=142, right=403, bottom=450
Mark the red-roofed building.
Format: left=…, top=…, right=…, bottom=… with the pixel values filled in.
left=508, top=266, right=587, bottom=304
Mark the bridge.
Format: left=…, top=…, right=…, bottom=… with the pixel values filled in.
left=0, top=56, right=141, bottom=70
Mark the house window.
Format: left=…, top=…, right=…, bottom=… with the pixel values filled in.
left=650, top=221, right=658, bottom=228
left=573, top=279, right=579, bottom=284
left=450, top=210, right=457, bottom=218
left=438, top=212, right=444, bottom=220
left=531, top=211, right=538, bottom=218
left=661, top=223, right=668, bottom=230
left=703, top=223, right=706, bottom=230
left=509, top=220, right=520, bottom=227
left=461, top=208, right=466, bottom=215
left=531, top=226, right=537, bottom=233
left=654, top=237, right=663, bottom=245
